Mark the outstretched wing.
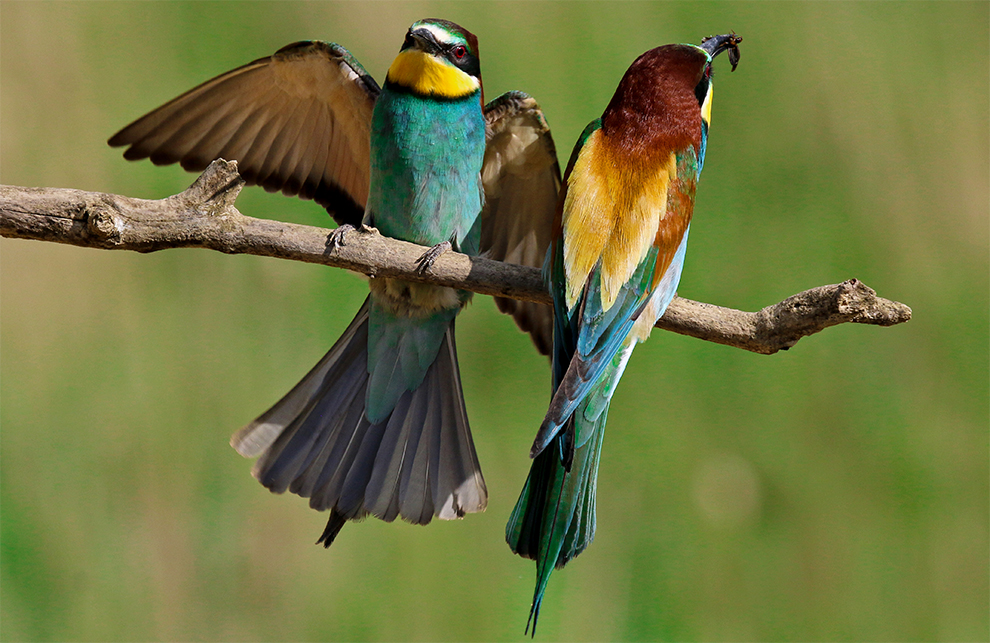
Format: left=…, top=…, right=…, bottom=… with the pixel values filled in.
left=108, top=41, right=379, bottom=226
left=481, top=91, right=561, bottom=356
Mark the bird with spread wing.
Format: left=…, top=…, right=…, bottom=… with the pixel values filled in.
left=110, top=19, right=560, bottom=546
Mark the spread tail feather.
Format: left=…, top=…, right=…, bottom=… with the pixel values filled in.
left=232, top=297, right=487, bottom=543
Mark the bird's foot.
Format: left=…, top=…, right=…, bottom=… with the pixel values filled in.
left=327, top=223, right=375, bottom=252
left=326, top=224, right=355, bottom=252
left=416, top=240, right=452, bottom=273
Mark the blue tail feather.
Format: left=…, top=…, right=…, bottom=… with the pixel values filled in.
left=508, top=378, right=614, bottom=635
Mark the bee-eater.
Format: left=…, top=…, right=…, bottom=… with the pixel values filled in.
left=109, top=19, right=560, bottom=544
left=505, top=34, right=742, bottom=633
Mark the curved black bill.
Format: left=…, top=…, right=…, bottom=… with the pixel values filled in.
left=402, top=27, right=442, bottom=55
left=701, top=33, right=743, bottom=71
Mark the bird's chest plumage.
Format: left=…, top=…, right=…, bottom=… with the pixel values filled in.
left=561, top=129, right=688, bottom=311
left=366, top=88, right=486, bottom=253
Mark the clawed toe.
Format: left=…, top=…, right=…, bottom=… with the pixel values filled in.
left=416, top=241, right=452, bottom=273
left=326, top=224, right=356, bottom=251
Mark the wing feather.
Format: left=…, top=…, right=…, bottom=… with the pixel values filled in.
left=109, top=41, right=379, bottom=225
left=481, top=91, right=561, bottom=355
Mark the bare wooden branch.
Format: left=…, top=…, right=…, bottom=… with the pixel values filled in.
left=0, top=159, right=911, bottom=354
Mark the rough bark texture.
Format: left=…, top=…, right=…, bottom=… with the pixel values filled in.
left=0, top=159, right=911, bottom=355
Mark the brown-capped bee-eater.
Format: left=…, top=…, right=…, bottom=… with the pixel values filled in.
left=109, top=19, right=560, bottom=545
left=505, top=34, right=742, bottom=633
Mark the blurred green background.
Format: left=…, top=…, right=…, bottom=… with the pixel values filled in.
left=2, top=2, right=987, bottom=641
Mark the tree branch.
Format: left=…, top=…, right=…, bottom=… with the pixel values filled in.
left=0, top=159, right=911, bottom=355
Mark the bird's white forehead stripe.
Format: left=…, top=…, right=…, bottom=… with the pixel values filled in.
left=413, top=22, right=463, bottom=46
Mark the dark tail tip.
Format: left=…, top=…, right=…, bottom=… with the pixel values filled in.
left=316, top=510, right=347, bottom=548
left=525, top=598, right=542, bottom=637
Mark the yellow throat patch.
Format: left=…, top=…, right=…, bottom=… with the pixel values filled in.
left=386, top=49, right=479, bottom=99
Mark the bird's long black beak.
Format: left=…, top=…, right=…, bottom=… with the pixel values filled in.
left=401, top=27, right=442, bottom=55
left=701, top=33, right=743, bottom=71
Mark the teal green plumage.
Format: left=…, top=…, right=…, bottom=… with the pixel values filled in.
left=367, top=87, right=484, bottom=253
left=362, top=47, right=485, bottom=426
left=507, top=35, right=741, bottom=633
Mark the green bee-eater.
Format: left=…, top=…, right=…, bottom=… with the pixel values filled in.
left=110, top=19, right=560, bottom=545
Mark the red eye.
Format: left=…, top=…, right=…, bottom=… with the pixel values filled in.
left=452, top=45, right=467, bottom=59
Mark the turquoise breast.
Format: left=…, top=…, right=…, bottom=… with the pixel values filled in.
left=365, top=88, right=486, bottom=256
